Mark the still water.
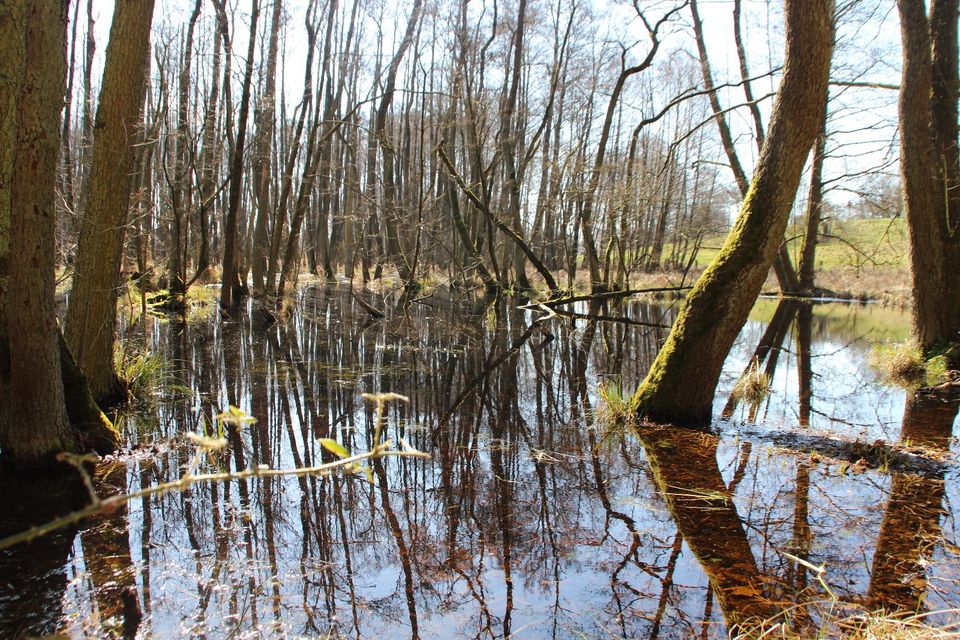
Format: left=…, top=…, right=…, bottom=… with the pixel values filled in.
left=0, top=288, right=957, bottom=639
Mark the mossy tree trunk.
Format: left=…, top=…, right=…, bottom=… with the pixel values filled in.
left=632, top=0, right=834, bottom=425
left=897, top=0, right=960, bottom=362
left=64, top=0, right=156, bottom=405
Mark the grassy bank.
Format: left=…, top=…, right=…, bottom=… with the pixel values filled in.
left=691, top=216, right=910, bottom=303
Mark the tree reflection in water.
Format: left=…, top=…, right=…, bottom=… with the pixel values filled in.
left=868, top=392, right=958, bottom=613
left=0, top=289, right=957, bottom=638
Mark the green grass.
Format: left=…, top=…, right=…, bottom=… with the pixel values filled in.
left=679, top=217, right=910, bottom=301
left=114, top=340, right=174, bottom=406
left=785, top=216, right=909, bottom=271
left=695, top=217, right=908, bottom=271
left=596, top=377, right=634, bottom=424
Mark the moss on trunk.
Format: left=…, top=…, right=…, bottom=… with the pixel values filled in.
left=631, top=0, right=834, bottom=425
left=59, top=331, right=120, bottom=455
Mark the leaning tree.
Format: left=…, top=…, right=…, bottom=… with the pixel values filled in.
left=64, top=0, right=156, bottom=405
left=632, top=0, right=835, bottom=425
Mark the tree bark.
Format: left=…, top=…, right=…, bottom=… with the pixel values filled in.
left=65, top=0, right=156, bottom=405
left=167, top=0, right=202, bottom=298
left=632, top=0, right=834, bottom=425
left=897, top=0, right=960, bottom=361
left=375, top=0, right=424, bottom=288
left=220, top=0, right=260, bottom=309
left=798, top=99, right=828, bottom=293
left=250, top=0, right=283, bottom=296
left=265, top=0, right=318, bottom=296
left=189, top=15, right=225, bottom=287
left=1, top=0, right=78, bottom=466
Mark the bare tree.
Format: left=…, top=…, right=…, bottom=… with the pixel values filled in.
left=220, top=0, right=261, bottom=309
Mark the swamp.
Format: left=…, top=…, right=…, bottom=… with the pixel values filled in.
left=3, top=0, right=960, bottom=637
left=1, top=288, right=957, bottom=638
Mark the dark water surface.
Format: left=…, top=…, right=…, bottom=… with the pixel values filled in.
left=1, top=288, right=958, bottom=639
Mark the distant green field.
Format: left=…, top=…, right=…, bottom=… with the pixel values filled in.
left=693, top=217, right=909, bottom=271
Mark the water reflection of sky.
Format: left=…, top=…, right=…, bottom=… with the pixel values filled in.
left=2, top=288, right=958, bottom=639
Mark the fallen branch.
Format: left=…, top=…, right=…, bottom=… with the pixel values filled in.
left=0, top=394, right=427, bottom=550
left=353, top=293, right=386, bottom=318
left=524, top=285, right=693, bottom=309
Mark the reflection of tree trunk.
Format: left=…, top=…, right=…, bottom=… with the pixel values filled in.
left=0, top=471, right=84, bottom=638
left=373, top=457, right=420, bottom=639
left=796, top=303, right=813, bottom=426
left=867, top=393, right=958, bottom=612
left=787, top=460, right=813, bottom=630
left=722, top=300, right=799, bottom=417
left=641, top=428, right=777, bottom=632
left=81, top=460, right=142, bottom=638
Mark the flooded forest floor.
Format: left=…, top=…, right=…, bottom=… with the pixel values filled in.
left=0, top=284, right=957, bottom=639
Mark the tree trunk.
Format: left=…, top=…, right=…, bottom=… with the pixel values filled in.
left=250, top=0, right=283, bottom=296
left=64, top=0, right=156, bottom=405
left=167, top=0, right=202, bottom=299
left=265, top=0, right=318, bottom=296
left=897, top=0, right=960, bottom=361
left=798, top=100, right=828, bottom=293
left=375, top=0, right=424, bottom=288
left=220, top=0, right=260, bottom=309
left=632, top=0, right=834, bottom=425
left=190, top=17, right=224, bottom=287
left=691, top=0, right=802, bottom=295
left=1, top=0, right=78, bottom=467
left=498, top=0, right=532, bottom=291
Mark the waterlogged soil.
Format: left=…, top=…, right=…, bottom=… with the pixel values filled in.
left=1, top=288, right=958, bottom=639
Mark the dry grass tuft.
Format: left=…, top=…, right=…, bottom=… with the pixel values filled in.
left=870, top=342, right=927, bottom=385
left=736, top=608, right=960, bottom=640
left=868, top=342, right=951, bottom=387
left=596, top=378, right=634, bottom=424
left=731, top=359, right=772, bottom=406
left=185, top=284, right=218, bottom=323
